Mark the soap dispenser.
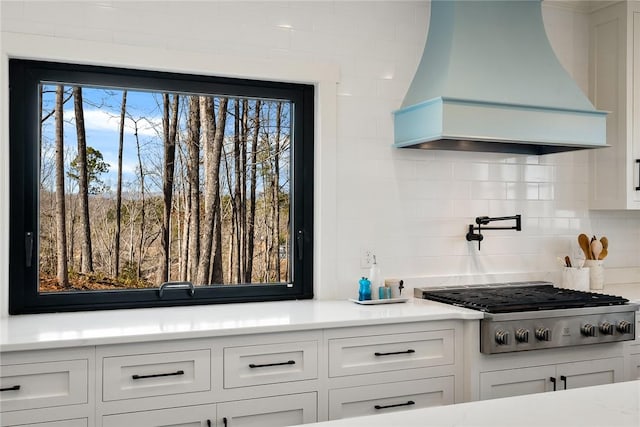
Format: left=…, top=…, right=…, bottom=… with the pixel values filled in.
left=369, top=255, right=381, bottom=295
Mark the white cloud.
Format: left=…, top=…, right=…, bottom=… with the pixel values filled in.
left=64, top=108, right=162, bottom=138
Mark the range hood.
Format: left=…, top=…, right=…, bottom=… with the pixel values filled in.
left=393, top=0, right=608, bottom=155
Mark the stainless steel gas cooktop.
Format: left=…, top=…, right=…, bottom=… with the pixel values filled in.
left=417, top=281, right=637, bottom=354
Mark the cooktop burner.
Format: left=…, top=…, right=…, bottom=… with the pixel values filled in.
left=421, top=281, right=629, bottom=313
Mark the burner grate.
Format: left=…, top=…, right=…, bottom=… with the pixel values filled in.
left=422, top=284, right=629, bottom=313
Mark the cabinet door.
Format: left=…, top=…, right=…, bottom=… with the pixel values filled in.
left=102, top=403, right=216, bottom=427
left=479, top=365, right=556, bottom=400
left=328, top=376, right=454, bottom=420
left=5, top=419, right=87, bottom=427
left=628, top=354, right=640, bottom=380
left=217, top=393, right=316, bottom=427
left=557, top=357, right=624, bottom=390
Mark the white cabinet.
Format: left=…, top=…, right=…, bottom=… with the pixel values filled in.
left=479, top=357, right=624, bottom=400
left=325, top=321, right=462, bottom=421
left=589, top=1, right=640, bottom=209
left=96, top=334, right=319, bottom=427
left=102, top=403, right=216, bottom=427
left=0, top=348, right=94, bottom=427
left=217, top=393, right=317, bottom=427
left=328, top=377, right=454, bottom=420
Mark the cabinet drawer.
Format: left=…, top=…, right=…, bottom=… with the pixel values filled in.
left=0, top=360, right=88, bottom=412
left=102, top=349, right=210, bottom=401
left=102, top=403, right=216, bottom=427
left=5, top=419, right=87, bottom=427
left=328, top=330, right=454, bottom=377
left=218, top=392, right=317, bottom=426
left=224, top=341, right=317, bottom=388
left=328, top=376, right=454, bottom=420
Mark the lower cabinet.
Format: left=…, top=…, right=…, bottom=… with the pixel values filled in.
left=102, top=404, right=216, bottom=427
left=479, top=357, right=624, bottom=400
left=328, top=377, right=454, bottom=420
left=218, top=393, right=317, bottom=427
left=4, top=420, right=88, bottom=427
left=101, top=393, right=316, bottom=427
left=628, top=354, right=640, bottom=380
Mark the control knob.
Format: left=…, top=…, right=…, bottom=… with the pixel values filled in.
left=599, top=322, right=614, bottom=335
left=515, top=328, right=529, bottom=343
left=495, top=329, right=509, bottom=345
left=535, top=327, right=551, bottom=341
left=581, top=324, right=596, bottom=337
left=617, top=320, right=632, bottom=334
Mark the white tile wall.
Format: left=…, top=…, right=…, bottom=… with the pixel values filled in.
left=1, top=1, right=639, bottom=310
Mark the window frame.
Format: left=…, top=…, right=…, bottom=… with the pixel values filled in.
left=9, top=59, right=314, bottom=314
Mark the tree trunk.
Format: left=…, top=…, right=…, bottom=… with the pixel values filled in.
left=196, top=97, right=228, bottom=285
left=133, top=121, right=146, bottom=279
left=54, top=85, right=69, bottom=287
left=245, top=100, right=260, bottom=283
left=160, top=93, right=179, bottom=283
left=240, top=100, right=248, bottom=282
left=73, top=86, right=94, bottom=273
left=114, top=90, right=127, bottom=277
left=273, top=102, right=282, bottom=282
left=187, top=96, right=201, bottom=281
left=233, top=100, right=242, bottom=283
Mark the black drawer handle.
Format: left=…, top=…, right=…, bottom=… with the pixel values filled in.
left=0, top=385, right=20, bottom=392
left=131, top=370, right=184, bottom=380
left=560, top=375, right=567, bottom=390
left=636, top=159, right=640, bottom=191
left=550, top=376, right=556, bottom=391
left=374, top=400, right=415, bottom=410
left=249, top=360, right=295, bottom=369
left=374, top=349, right=415, bottom=357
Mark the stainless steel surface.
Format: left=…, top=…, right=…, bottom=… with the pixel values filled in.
left=417, top=282, right=638, bottom=354
left=480, top=308, right=636, bottom=354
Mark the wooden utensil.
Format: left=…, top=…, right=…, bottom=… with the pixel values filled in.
left=599, top=236, right=608, bottom=260
left=591, top=239, right=603, bottom=260
left=578, top=234, right=591, bottom=260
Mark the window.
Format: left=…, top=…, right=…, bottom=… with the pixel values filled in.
left=9, top=59, right=314, bottom=314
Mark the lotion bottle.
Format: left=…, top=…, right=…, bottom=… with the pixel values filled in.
left=369, top=255, right=381, bottom=298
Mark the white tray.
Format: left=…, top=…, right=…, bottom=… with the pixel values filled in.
left=348, top=297, right=409, bottom=305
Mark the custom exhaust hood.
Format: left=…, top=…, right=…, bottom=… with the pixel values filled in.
left=393, top=0, right=608, bottom=155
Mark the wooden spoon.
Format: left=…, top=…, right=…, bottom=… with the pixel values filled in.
left=599, top=236, right=608, bottom=260
left=591, top=239, right=603, bottom=261
left=578, top=234, right=591, bottom=260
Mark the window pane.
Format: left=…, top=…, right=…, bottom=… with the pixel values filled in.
left=38, top=84, right=292, bottom=293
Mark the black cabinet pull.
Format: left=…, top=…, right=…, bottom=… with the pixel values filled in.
left=550, top=376, right=556, bottom=391
left=636, top=159, right=640, bottom=191
left=131, top=370, right=184, bottom=380
left=374, top=349, right=415, bottom=357
left=249, top=360, right=295, bottom=369
left=223, top=416, right=228, bottom=427
left=560, top=375, right=567, bottom=390
left=374, top=400, right=415, bottom=410
left=0, top=385, right=20, bottom=392
left=206, top=420, right=211, bottom=427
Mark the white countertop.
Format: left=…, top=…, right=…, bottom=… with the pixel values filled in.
left=299, top=380, right=640, bottom=427
left=0, top=299, right=482, bottom=352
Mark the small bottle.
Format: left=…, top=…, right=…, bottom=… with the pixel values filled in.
left=358, top=277, right=371, bottom=301
left=369, top=255, right=381, bottom=290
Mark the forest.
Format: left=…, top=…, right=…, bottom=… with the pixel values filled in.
left=39, top=84, right=291, bottom=293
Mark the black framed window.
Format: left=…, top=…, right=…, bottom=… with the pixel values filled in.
left=9, top=59, right=314, bottom=314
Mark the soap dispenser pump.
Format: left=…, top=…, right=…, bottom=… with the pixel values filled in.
left=369, top=255, right=381, bottom=289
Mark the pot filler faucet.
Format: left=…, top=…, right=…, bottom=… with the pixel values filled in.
left=466, top=215, right=522, bottom=250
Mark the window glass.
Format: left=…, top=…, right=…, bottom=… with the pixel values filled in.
left=10, top=60, right=314, bottom=313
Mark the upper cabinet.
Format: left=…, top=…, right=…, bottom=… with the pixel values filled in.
left=589, top=1, right=640, bottom=210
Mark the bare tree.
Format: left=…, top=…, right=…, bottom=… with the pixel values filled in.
left=272, top=102, right=283, bottom=282
left=245, top=100, right=260, bottom=282
left=186, top=96, right=201, bottom=281
left=159, top=93, right=179, bottom=283
left=73, top=86, right=94, bottom=273
left=54, top=85, right=69, bottom=287
left=114, top=90, right=127, bottom=277
left=196, top=97, right=228, bottom=285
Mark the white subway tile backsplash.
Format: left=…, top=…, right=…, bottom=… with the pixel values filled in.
left=3, top=1, right=639, bottom=303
